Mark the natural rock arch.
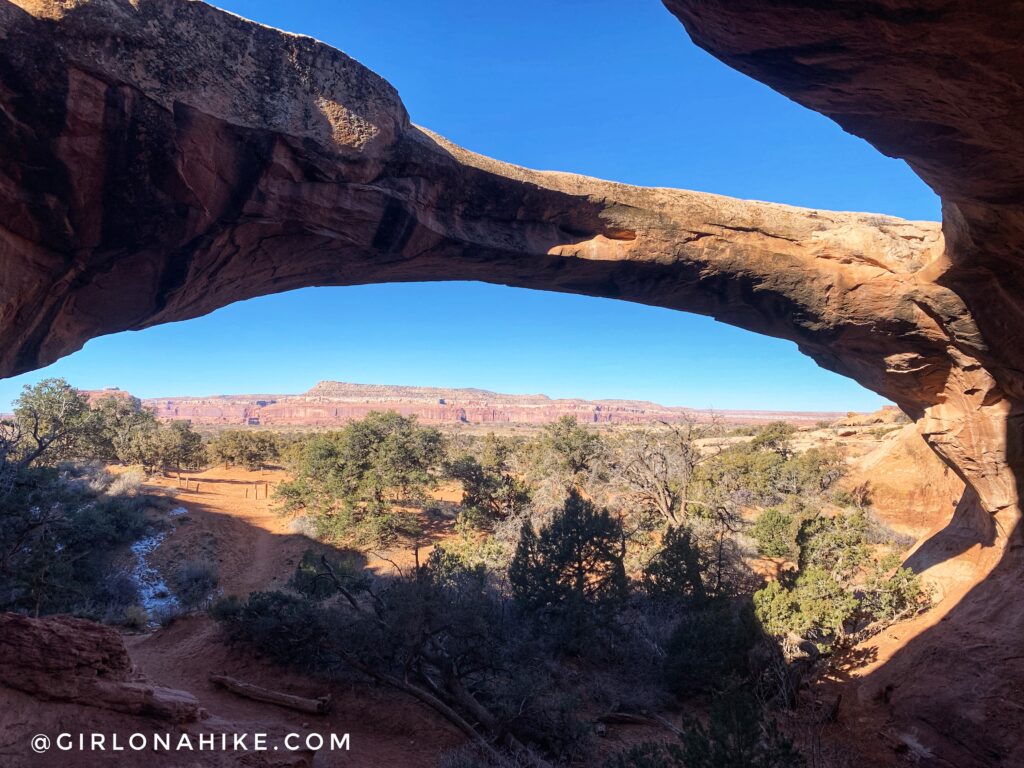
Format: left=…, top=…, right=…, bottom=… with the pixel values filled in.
left=1, top=1, right=1022, bottom=764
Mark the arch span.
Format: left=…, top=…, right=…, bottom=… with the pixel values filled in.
left=2, top=1, right=1023, bottom=763
left=0, top=0, right=1013, bottom=511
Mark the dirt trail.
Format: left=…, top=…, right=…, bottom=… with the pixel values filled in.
left=123, top=466, right=463, bottom=767
left=141, top=466, right=302, bottom=595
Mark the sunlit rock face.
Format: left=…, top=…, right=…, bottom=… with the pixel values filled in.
left=663, top=0, right=1024, bottom=512
left=660, top=5, right=1024, bottom=765
left=1, top=1, right=1023, bottom=763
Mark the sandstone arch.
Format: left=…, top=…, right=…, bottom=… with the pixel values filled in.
left=1, top=1, right=1022, bottom=764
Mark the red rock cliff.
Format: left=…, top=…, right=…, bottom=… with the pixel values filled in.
left=142, top=381, right=843, bottom=427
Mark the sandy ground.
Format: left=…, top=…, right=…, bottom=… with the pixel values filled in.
left=140, top=466, right=307, bottom=596
left=122, top=465, right=465, bottom=768
left=118, top=465, right=670, bottom=767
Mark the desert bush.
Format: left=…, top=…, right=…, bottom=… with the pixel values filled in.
left=10, top=379, right=96, bottom=465
left=212, top=591, right=331, bottom=671
left=774, top=447, right=844, bottom=497
left=171, top=559, right=219, bottom=610
left=357, top=506, right=422, bottom=546
left=693, top=428, right=843, bottom=513
left=436, top=745, right=538, bottom=768
left=0, top=397, right=159, bottom=619
left=686, top=516, right=762, bottom=599
left=443, top=514, right=513, bottom=570
left=96, top=571, right=140, bottom=610
left=749, top=421, right=797, bottom=456
left=752, top=580, right=799, bottom=638
left=287, top=513, right=319, bottom=538
left=643, top=525, right=708, bottom=602
left=606, top=422, right=715, bottom=525
left=153, top=602, right=185, bottom=627
left=90, top=394, right=161, bottom=466
left=211, top=508, right=776, bottom=767
left=542, top=415, right=603, bottom=480
left=107, top=466, right=146, bottom=496
left=605, top=690, right=804, bottom=768
left=789, top=567, right=859, bottom=636
left=58, top=461, right=112, bottom=494
left=663, top=600, right=762, bottom=696
left=0, top=487, right=149, bottom=616
left=152, top=420, right=206, bottom=473
left=832, top=480, right=871, bottom=509
left=751, top=508, right=797, bottom=559
left=796, top=512, right=871, bottom=582
left=209, top=594, right=242, bottom=622
left=209, top=430, right=280, bottom=470
left=754, top=567, right=858, bottom=647
left=446, top=434, right=531, bottom=528
left=517, top=416, right=608, bottom=513
left=214, top=540, right=672, bottom=765
left=752, top=505, right=923, bottom=647
left=862, top=511, right=916, bottom=549
left=509, top=490, right=627, bottom=614
left=4, top=379, right=177, bottom=473
left=122, top=604, right=150, bottom=630
left=678, top=690, right=804, bottom=768
left=860, top=554, right=930, bottom=624
left=276, top=412, right=444, bottom=546
left=290, top=549, right=367, bottom=600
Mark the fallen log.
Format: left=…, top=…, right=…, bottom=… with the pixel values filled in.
left=208, top=674, right=331, bottom=715
left=597, top=711, right=681, bottom=736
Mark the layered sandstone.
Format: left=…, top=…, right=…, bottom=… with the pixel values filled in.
left=1, top=1, right=1024, bottom=764
left=141, top=380, right=845, bottom=427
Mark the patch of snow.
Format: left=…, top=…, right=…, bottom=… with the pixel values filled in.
left=130, top=531, right=177, bottom=617
left=128, top=504, right=191, bottom=621
left=897, top=732, right=934, bottom=759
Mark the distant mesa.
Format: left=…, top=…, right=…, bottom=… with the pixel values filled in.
left=103, top=380, right=851, bottom=427
left=81, top=387, right=132, bottom=403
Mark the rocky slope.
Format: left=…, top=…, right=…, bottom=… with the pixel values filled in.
left=2, top=1, right=1024, bottom=764
left=0, top=611, right=355, bottom=767
left=0, top=612, right=202, bottom=723
left=138, top=380, right=846, bottom=427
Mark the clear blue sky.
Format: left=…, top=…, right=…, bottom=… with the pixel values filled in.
left=0, top=0, right=941, bottom=413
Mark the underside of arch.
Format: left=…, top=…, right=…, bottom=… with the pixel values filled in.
left=2, top=2, right=1024, bottom=764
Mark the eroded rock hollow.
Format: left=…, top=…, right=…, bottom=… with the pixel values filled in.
left=1, top=1, right=1022, bottom=764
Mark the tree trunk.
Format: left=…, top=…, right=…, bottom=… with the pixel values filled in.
left=209, top=674, right=331, bottom=714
